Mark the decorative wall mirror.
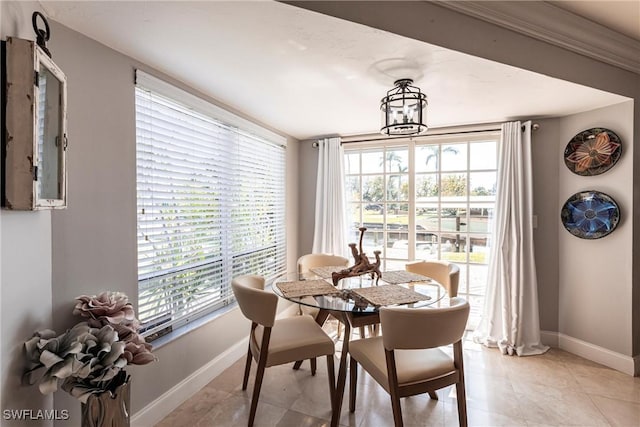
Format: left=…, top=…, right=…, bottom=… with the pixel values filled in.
left=2, top=12, right=68, bottom=210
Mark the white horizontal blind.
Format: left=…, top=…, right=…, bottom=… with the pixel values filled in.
left=135, top=72, right=286, bottom=338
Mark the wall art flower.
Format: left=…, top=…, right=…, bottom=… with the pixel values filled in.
left=564, top=128, right=621, bottom=176
left=561, top=190, right=620, bottom=239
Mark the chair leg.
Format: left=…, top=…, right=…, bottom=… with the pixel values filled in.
left=248, top=356, right=267, bottom=427
left=455, top=379, right=468, bottom=427
left=454, top=341, right=468, bottom=427
left=389, top=389, right=403, bottom=427
left=428, top=391, right=438, bottom=400
left=311, top=357, right=317, bottom=376
left=385, top=349, right=403, bottom=427
left=326, top=355, right=335, bottom=411
left=358, top=326, right=366, bottom=338
left=242, top=344, right=252, bottom=390
left=248, top=328, right=271, bottom=427
left=349, top=356, right=357, bottom=413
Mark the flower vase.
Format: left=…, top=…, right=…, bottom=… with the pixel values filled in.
left=80, top=375, right=130, bottom=427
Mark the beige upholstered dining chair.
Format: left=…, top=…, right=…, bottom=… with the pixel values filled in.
left=348, top=297, right=470, bottom=427
left=278, top=253, right=349, bottom=319
left=297, top=253, right=351, bottom=275
left=232, top=275, right=336, bottom=427
left=405, top=259, right=460, bottom=297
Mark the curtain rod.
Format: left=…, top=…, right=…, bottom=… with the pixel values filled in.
left=312, top=122, right=540, bottom=147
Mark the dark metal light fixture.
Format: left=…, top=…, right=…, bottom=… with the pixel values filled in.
left=380, top=78, right=427, bottom=136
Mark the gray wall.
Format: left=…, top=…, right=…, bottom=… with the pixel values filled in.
left=557, top=102, right=634, bottom=354
left=297, top=140, right=319, bottom=254
left=1, top=2, right=54, bottom=426
left=530, top=118, right=561, bottom=333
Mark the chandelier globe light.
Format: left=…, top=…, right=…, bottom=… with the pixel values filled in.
left=380, top=78, right=428, bottom=136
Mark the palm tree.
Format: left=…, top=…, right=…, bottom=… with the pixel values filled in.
left=423, top=145, right=459, bottom=170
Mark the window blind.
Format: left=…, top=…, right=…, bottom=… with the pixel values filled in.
left=135, top=71, right=286, bottom=338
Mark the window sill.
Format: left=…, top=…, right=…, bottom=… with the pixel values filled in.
left=148, top=300, right=240, bottom=351
left=147, top=284, right=276, bottom=350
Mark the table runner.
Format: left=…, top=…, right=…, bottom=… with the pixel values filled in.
left=350, top=284, right=431, bottom=307
left=381, top=270, right=432, bottom=285
left=275, top=279, right=341, bottom=298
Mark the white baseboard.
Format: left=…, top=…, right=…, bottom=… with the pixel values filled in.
left=540, top=330, right=636, bottom=376
left=131, top=337, right=249, bottom=427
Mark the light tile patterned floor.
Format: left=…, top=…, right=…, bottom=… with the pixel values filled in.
left=156, top=324, right=640, bottom=426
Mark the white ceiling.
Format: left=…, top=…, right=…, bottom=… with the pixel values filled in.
left=41, top=1, right=629, bottom=140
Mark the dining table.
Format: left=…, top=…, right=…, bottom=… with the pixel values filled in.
left=272, top=268, right=448, bottom=427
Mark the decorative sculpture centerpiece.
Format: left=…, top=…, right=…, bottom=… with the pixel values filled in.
left=332, top=227, right=382, bottom=286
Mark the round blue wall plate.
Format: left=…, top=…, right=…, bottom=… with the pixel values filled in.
left=561, top=191, right=620, bottom=239
left=564, top=128, right=622, bottom=176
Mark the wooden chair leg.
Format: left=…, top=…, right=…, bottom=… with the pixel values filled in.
left=454, top=341, right=468, bottom=427
left=311, top=357, right=317, bottom=376
left=326, top=355, right=335, bottom=411
left=456, top=379, right=468, bottom=427
left=248, top=329, right=271, bottom=427
left=349, top=356, right=357, bottom=413
left=358, top=326, right=366, bottom=338
left=428, top=391, right=438, bottom=400
left=385, top=349, right=403, bottom=427
left=242, top=344, right=252, bottom=390
left=248, top=357, right=267, bottom=427
left=389, top=390, right=403, bottom=427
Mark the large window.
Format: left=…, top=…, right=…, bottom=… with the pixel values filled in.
left=344, top=133, right=498, bottom=328
left=135, top=71, right=286, bottom=339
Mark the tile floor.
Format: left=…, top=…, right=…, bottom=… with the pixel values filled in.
left=156, top=324, right=640, bottom=426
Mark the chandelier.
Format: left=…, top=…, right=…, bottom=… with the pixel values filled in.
left=380, top=78, right=428, bottom=136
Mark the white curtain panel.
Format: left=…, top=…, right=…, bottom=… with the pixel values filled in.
left=312, top=137, right=348, bottom=256
left=474, top=121, right=549, bottom=356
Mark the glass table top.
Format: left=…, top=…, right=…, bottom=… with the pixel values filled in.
left=272, top=271, right=447, bottom=313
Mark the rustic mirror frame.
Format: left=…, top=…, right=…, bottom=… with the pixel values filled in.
left=2, top=36, right=68, bottom=210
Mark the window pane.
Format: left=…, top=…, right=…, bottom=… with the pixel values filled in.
left=470, top=140, right=496, bottom=170
left=386, top=174, right=408, bottom=201
left=468, top=235, right=490, bottom=265
left=469, top=207, right=493, bottom=233
left=362, top=175, right=384, bottom=202
left=348, top=204, right=361, bottom=229
left=415, top=144, right=439, bottom=172
left=416, top=205, right=439, bottom=232
left=440, top=205, right=467, bottom=233
left=387, top=231, right=409, bottom=259
left=470, top=171, right=496, bottom=200
left=345, top=152, right=360, bottom=174
left=362, top=150, right=384, bottom=173
left=441, top=235, right=468, bottom=262
left=440, top=173, right=467, bottom=199
left=416, top=174, right=438, bottom=200
left=384, top=148, right=408, bottom=173
left=346, top=176, right=360, bottom=201
left=441, top=143, right=467, bottom=171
